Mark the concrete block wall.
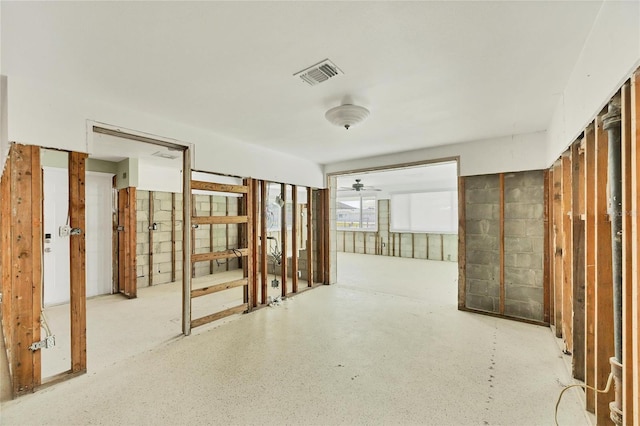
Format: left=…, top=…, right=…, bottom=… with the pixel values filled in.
left=336, top=199, right=457, bottom=262
left=464, top=175, right=501, bottom=313
left=463, top=171, right=545, bottom=322
left=503, top=171, right=544, bottom=321
left=135, top=191, right=239, bottom=288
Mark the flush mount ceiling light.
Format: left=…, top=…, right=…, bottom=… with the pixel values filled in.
left=325, top=104, right=370, bottom=130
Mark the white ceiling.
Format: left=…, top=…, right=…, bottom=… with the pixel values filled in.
left=2, top=1, right=603, bottom=165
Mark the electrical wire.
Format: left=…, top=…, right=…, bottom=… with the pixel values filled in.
left=554, top=372, right=613, bottom=426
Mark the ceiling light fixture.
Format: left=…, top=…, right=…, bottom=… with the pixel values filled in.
left=325, top=104, right=370, bottom=130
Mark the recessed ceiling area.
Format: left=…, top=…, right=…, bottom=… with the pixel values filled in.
left=336, top=161, right=457, bottom=198
left=1, top=1, right=604, bottom=165
left=90, top=132, right=181, bottom=168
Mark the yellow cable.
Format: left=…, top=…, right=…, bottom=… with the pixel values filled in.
left=554, top=372, right=613, bottom=426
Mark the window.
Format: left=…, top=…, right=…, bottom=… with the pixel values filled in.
left=337, top=196, right=377, bottom=231
left=390, top=190, right=458, bottom=233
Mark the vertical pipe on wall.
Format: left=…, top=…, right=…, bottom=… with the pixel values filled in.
left=603, top=94, right=623, bottom=425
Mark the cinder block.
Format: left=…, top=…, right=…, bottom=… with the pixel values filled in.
left=504, top=300, right=543, bottom=322
left=466, top=203, right=499, bottom=220
left=503, top=220, right=525, bottom=237
left=504, top=267, right=539, bottom=287
left=504, top=186, right=543, bottom=204
left=466, top=294, right=498, bottom=313
left=442, top=234, right=458, bottom=261
left=467, top=279, right=499, bottom=297
left=504, top=236, right=533, bottom=253
left=464, top=219, right=499, bottom=236
left=154, top=210, right=172, bottom=222
left=154, top=231, right=172, bottom=243
left=524, top=220, right=543, bottom=237
left=466, top=263, right=497, bottom=281
left=137, top=211, right=149, bottom=222
left=465, top=188, right=500, bottom=204
left=505, top=284, right=543, bottom=305
left=466, top=249, right=499, bottom=266
left=504, top=203, right=543, bottom=220
left=465, top=175, right=500, bottom=190
left=465, top=234, right=499, bottom=251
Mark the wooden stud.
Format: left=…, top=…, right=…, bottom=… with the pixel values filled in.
left=458, top=176, right=466, bottom=310
left=69, top=151, right=87, bottom=375
left=0, top=154, right=12, bottom=371
left=552, top=161, right=563, bottom=338
left=261, top=182, right=268, bottom=301
left=192, top=248, right=249, bottom=263
left=499, top=173, right=505, bottom=315
left=292, top=185, right=299, bottom=293
left=318, top=189, right=327, bottom=284
left=594, top=113, right=615, bottom=424
left=191, top=303, right=248, bottom=328
left=251, top=180, right=259, bottom=306
left=561, top=152, right=573, bottom=354
left=411, top=233, right=414, bottom=258
left=629, top=70, right=640, bottom=426
left=226, top=197, right=230, bottom=272
left=191, top=278, right=248, bottom=298
left=191, top=194, right=196, bottom=278
left=149, top=191, right=154, bottom=286
left=399, top=233, right=402, bottom=258
left=280, top=183, right=288, bottom=297
left=543, top=169, right=551, bottom=325
left=440, top=234, right=444, bottom=261
left=307, top=187, right=313, bottom=286
left=572, top=140, right=586, bottom=381
left=171, top=192, right=176, bottom=282
left=191, top=215, right=248, bottom=225
left=621, top=79, right=635, bottom=424
left=190, top=180, right=247, bottom=194
left=245, top=179, right=254, bottom=310
left=31, top=147, right=42, bottom=386
left=209, top=195, right=214, bottom=274
left=584, top=123, right=597, bottom=412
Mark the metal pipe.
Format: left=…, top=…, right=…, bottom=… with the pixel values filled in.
left=602, top=96, right=622, bottom=363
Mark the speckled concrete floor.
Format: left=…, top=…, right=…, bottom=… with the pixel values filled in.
left=1, top=253, right=587, bottom=425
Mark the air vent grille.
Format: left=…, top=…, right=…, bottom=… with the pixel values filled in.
left=294, top=59, right=343, bottom=86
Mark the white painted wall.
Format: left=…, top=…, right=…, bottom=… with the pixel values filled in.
left=43, top=167, right=71, bottom=306
left=85, top=172, right=114, bottom=299
left=5, top=77, right=324, bottom=189
left=546, top=0, right=640, bottom=165
left=325, top=131, right=547, bottom=178
left=43, top=168, right=114, bottom=305
left=137, top=159, right=182, bottom=193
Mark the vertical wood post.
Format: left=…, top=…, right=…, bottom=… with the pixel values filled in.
left=69, top=151, right=87, bottom=374
left=572, top=140, right=587, bottom=381
left=543, top=169, right=551, bottom=325
left=552, top=161, right=563, bottom=338
left=260, top=181, right=268, bottom=302
left=149, top=191, right=154, bottom=286
left=251, top=180, right=259, bottom=307
left=307, top=187, right=313, bottom=286
left=171, top=192, right=176, bottom=282
left=280, top=184, right=288, bottom=297
left=561, top=152, right=574, bottom=354
left=458, top=176, right=466, bottom=310
left=182, top=148, right=192, bottom=336
left=292, top=185, right=298, bottom=293
left=0, top=154, right=12, bottom=376
left=245, top=179, right=254, bottom=310
left=499, top=173, right=505, bottom=315
left=594, top=114, right=615, bottom=423
left=584, top=123, right=597, bottom=412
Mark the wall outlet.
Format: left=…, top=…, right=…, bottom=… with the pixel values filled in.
left=58, top=225, right=71, bottom=237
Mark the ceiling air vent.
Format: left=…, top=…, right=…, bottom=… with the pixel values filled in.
left=152, top=151, right=180, bottom=160
left=294, top=59, right=343, bottom=86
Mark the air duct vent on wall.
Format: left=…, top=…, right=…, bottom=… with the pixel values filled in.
left=294, top=59, right=343, bottom=86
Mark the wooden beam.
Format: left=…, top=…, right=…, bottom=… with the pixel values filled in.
left=561, top=152, right=573, bottom=354
left=171, top=192, right=176, bottom=282
left=0, top=153, right=12, bottom=376
left=280, top=183, right=287, bottom=298
left=149, top=191, right=154, bottom=286
left=191, top=194, right=196, bottom=278
left=192, top=248, right=248, bottom=263
left=226, top=197, right=230, bottom=271
left=307, top=188, right=314, bottom=286
left=191, top=215, right=248, bottom=225
left=543, top=169, right=551, bottom=325
left=584, top=123, right=597, bottom=412
left=251, top=180, right=259, bottom=307
left=628, top=70, right=640, bottom=426
left=245, top=179, right=254, bottom=310
left=594, top=113, right=615, bottom=424
left=499, top=173, right=505, bottom=315
left=621, top=78, right=635, bottom=424
left=292, top=185, right=298, bottom=293
left=260, top=181, right=268, bottom=302
left=458, top=176, right=466, bottom=310
left=191, top=180, right=247, bottom=194
left=572, top=140, right=586, bottom=381
left=209, top=195, right=214, bottom=274
left=318, top=189, right=327, bottom=284
left=69, top=151, right=87, bottom=375
left=191, top=304, right=248, bottom=328
left=552, top=161, right=563, bottom=338
left=191, top=279, right=248, bottom=298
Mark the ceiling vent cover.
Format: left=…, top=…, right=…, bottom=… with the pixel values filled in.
left=294, top=59, right=343, bottom=86
left=152, top=151, right=180, bottom=160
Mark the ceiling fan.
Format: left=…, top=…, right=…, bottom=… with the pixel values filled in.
left=338, top=178, right=381, bottom=192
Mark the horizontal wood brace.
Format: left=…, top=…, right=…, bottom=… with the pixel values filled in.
left=191, top=304, right=248, bottom=328
left=192, top=215, right=248, bottom=225
left=191, top=248, right=248, bottom=263
left=191, top=180, right=247, bottom=194
left=191, top=279, right=248, bottom=298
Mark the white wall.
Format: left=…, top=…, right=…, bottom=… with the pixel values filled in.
left=5, top=77, right=325, bottom=188
left=325, top=131, right=547, bottom=178
left=546, top=0, right=640, bottom=165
